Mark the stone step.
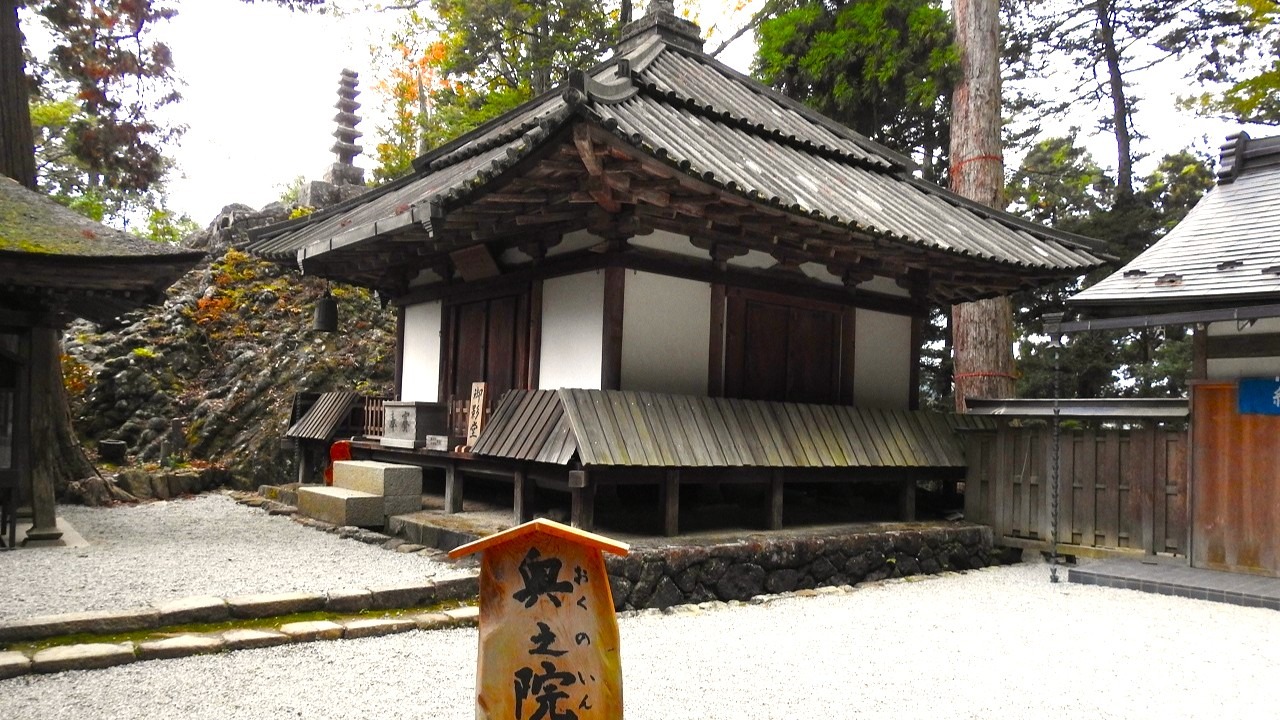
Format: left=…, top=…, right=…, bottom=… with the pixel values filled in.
left=297, top=486, right=383, bottom=528
left=332, top=460, right=423, bottom=497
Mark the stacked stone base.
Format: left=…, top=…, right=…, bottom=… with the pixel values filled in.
left=606, top=523, right=993, bottom=610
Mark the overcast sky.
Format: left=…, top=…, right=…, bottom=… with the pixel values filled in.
left=25, top=2, right=1274, bottom=228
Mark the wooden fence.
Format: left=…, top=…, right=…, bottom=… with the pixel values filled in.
left=964, top=421, right=1188, bottom=558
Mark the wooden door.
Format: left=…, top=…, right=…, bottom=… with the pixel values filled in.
left=1191, top=382, right=1280, bottom=577
left=723, top=289, right=851, bottom=405
left=444, top=292, right=530, bottom=440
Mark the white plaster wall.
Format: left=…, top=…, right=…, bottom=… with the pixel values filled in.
left=1206, top=319, right=1280, bottom=380
left=1208, top=317, right=1280, bottom=335
left=853, top=308, right=913, bottom=408
left=1208, top=357, right=1280, bottom=380
left=539, top=271, right=606, bottom=389
left=621, top=271, right=711, bottom=395
left=400, top=301, right=441, bottom=402
left=857, top=275, right=911, bottom=298
left=628, top=229, right=705, bottom=259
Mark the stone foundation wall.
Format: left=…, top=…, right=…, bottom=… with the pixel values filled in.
left=605, top=524, right=993, bottom=610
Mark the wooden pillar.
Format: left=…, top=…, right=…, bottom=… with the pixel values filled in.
left=444, top=462, right=464, bottom=514
left=768, top=470, right=784, bottom=530
left=570, top=470, right=595, bottom=531
left=898, top=477, right=917, bottom=522
left=661, top=470, right=680, bottom=537
left=513, top=469, right=531, bottom=524
left=25, top=328, right=59, bottom=542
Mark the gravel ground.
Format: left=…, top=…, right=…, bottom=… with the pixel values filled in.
left=4, top=562, right=1280, bottom=719
left=0, top=493, right=468, bottom=620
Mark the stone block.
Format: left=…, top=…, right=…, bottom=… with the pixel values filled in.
left=0, top=651, right=31, bottom=680
left=383, top=494, right=423, bottom=517
left=138, top=634, right=224, bottom=661
left=297, top=486, right=383, bottom=528
left=443, top=606, right=480, bottom=626
left=227, top=591, right=325, bottom=619
left=341, top=617, right=416, bottom=639
left=220, top=628, right=290, bottom=651
left=0, top=608, right=160, bottom=643
left=278, top=620, right=345, bottom=642
left=368, top=583, right=437, bottom=610
left=434, top=575, right=481, bottom=601
left=31, top=643, right=136, bottom=673
left=325, top=587, right=373, bottom=613
left=333, top=460, right=422, bottom=497
left=155, top=596, right=229, bottom=625
left=409, top=612, right=453, bottom=631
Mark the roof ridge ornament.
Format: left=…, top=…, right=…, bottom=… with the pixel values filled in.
left=617, top=0, right=703, bottom=55
left=1217, top=131, right=1250, bottom=184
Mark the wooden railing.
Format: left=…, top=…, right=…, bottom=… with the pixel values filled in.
left=360, top=396, right=388, bottom=438
left=964, top=420, right=1188, bottom=558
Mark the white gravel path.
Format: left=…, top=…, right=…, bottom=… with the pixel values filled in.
left=0, top=493, right=467, bottom=620
left=4, top=562, right=1279, bottom=719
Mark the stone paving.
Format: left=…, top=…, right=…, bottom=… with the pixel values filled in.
left=1068, top=557, right=1280, bottom=610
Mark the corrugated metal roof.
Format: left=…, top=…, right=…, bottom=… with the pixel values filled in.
left=1072, top=134, right=1280, bottom=313
left=247, top=18, right=1104, bottom=289
left=285, top=391, right=360, bottom=441
left=472, top=389, right=992, bottom=469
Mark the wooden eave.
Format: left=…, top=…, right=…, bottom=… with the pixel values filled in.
left=292, top=119, right=1081, bottom=305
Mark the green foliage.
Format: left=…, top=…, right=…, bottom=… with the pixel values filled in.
left=131, top=347, right=158, bottom=360
left=368, top=1, right=621, bottom=182
left=1184, top=0, right=1280, bottom=124
left=276, top=175, right=307, bottom=204
left=753, top=0, right=958, bottom=179
left=144, top=207, right=199, bottom=245
left=1006, top=138, right=1215, bottom=400
left=289, top=205, right=315, bottom=220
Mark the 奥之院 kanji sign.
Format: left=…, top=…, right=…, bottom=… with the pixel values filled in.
left=449, top=519, right=630, bottom=720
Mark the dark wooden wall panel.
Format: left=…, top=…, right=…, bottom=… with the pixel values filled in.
left=966, top=421, right=1188, bottom=558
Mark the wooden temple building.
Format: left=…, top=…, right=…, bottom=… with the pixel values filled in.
left=250, top=1, right=1106, bottom=535
left=0, top=175, right=203, bottom=547
left=1067, top=131, right=1280, bottom=576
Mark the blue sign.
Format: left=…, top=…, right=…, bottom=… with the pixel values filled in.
left=1238, top=378, right=1280, bottom=415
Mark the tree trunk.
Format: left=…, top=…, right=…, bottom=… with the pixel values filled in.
left=1096, top=0, right=1134, bottom=203
left=949, top=0, right=1015, bottom=412
left=0, top=0, right=36, bottom=189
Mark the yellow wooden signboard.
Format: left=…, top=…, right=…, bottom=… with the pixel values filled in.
left=449, top=519, right=630, bottom=720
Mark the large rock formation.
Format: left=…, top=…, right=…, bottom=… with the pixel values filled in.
left=62, top=201, right=395, bottom=495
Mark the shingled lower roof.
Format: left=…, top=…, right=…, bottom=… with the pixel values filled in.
left=248, top=10, right=1105, bottom=302
left=1072, top=135, right=1280, bottom=315
left=472, top=389, right=992, bottom=470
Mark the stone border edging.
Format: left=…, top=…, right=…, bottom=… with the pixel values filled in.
left=0, top=575, right=479, bottom=645
left=0, top=605, right=479, bottom=680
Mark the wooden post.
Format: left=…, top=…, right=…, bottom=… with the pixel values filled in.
left=898, top=477, right=916, bottom=522
left=444, top=462, right=464, bottom=514
left=513, top=469, right=531, bottom=524
left=768, top=470, right=785, bottom=530
left=661, top=470, right=679, bottom=537
left=570, top=470, right=595, bottom=531
left=449, top=519, right=630, bottom=720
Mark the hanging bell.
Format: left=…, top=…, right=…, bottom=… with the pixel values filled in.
left=313, top=290, right=338, bottom=332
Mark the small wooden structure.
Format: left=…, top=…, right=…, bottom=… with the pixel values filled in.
left=0, top=176, right=202, bottom=546
left=250, top=2, right=1102, bottom=533
left=1067, top=131, right=1280, bottom=576
left=450, top=519, right=629, bottom=720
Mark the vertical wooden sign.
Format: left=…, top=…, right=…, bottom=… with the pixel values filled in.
left=449, top=519, right=630, bottom=720
left=466, top=381, right=488, bottom=447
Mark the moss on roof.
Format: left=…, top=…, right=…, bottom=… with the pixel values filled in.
left=0, top=175, right=198, bottom=258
